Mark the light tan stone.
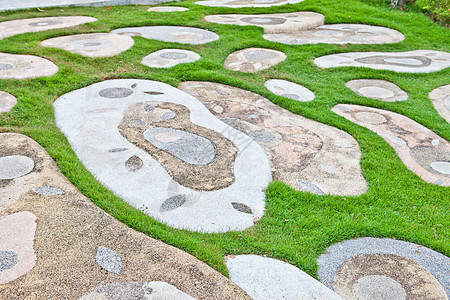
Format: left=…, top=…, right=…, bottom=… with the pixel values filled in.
left=224, top=48, right=286, bottom=73
left=429, top=84, right=450, bottom=123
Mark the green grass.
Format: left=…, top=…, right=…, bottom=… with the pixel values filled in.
left=0, top=0, right=449, bottom=278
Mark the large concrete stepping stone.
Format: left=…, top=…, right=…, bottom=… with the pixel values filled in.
left=196, top=0, right=304, bottom=8
left=346, top=79, right=408, bottom=102
left=141, top=49, right=200, bottom=68
left=0, top=133, right=251, bottom=299
left=0, top=91, right=17, bottom=113
left=224, top=48, right=286, bottom=73
left=0, top=211, right=37, bottom=284
left=265, top=79, right=315, bottom=102
left=332, top=104, right=450, bottom=186
left=204, top=12, right=325, bottom=34
left=54, top=79, right=271, bottom=232
left=41, top=33, right=134, bottom=58
left=0, top=52, right=58, bottom=79
left=264, top=24, right=404, bottom=45
left=226, top=255, right=343, bottom=300
left=314, top=50, right=450, bottom=73
left=317, top=237, right=450, bottom=299
left=179, top=81, right=367, bottom=196
left=148, top=6, right=189, bottom=12
left=111, top=26, right=219, bottom=45
left=0, top=16, right=97, bottom=40
left=429, top=84, right=450, bottom=123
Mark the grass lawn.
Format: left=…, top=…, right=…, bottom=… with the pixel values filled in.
left=0, top=0, right=448, bottom=278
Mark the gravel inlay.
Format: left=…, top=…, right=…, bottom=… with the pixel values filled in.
left=32, top=186, right=64, bottom=195
left=0, top=155, right=34, bottom=180
left=96, top=246, right=122, bottom=275
left=196, top=0, right=304, bottom=8
left=0, top=251, right=19, bottom=272
left=147, top=6, right=189, bottom=12
left=224, top=48, right=286, bottom=73
left=0, top=52, right=58, bottom=79
left=0, top=91, right=17, bottom=113
left=141, top=49, right=200, bottom=68
left=265, top=79, right=315, bottom=102
left=346, top=79, right=408, bottom=102
left=429, top=84, right=450, bottom=123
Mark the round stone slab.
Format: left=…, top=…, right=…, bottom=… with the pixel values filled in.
left=264, top=24, right=404, bottom=45
left=204, top=12, right=325, bottom=34
left=314, top=50, right=450, bottom=73
left=265, top=79, right=315, bottom=102
left=0, top=53, right=58, bottom=79
left=111, top=26, right=219, bottom=45
left=226, top=255, right=343, bottom=300
left=41, top=33, right=134, bottom=58
left=0, top=155, right=34, bottom=180
left=0, top=16, right=97, bottom=40
left=346, top=79, right=408, bottom=102
left=141, top=49, right=200, bottom=68
left=317, top=237, right=450, bottom=298
left=147, top=6, right=189, bottom=12
left=429, top=84, right=450, bottom=123
left=196, top=0, right=304, bottom=8
left=0, top=91, right=17, bottom=113
left=224, top=48, right=286, bottom=73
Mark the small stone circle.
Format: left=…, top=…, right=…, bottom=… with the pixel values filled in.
left=224, top=48, right=286, bottom=73
left=429, top=84, right=450, bottom=123
left=141, top=49, right=200, bottom=68
left=147, top=6, right=189, bottom=12
left=0, top=155, right=34, bottom=180
left=0, top=52, right=58, bottom=79
left=196, top=0, right=304, bottom=8
left=346, top=79, right=408, bottom=101
left=0, top=91, right=17, bottom=113
left=265, top=79, right=315, bottom=102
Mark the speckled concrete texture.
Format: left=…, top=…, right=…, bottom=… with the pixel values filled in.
left=0, top=91, right=17, bottom=113
left=0, top=52, right=58, bottom=79
left=204, top=12, right=325, bottom=34
left=224, top=48, right=286, bottom=73
left=332, top=104, right=450, bottom=186
left=178, top=81, right=367, bottom=196
left=345, top=79, right=408, bottom=102
left=196, top=0, right=304, bottom=8
left=314, top=50, right=450, bottom=73
left=141, top=49, right=200, bottom=68
left=147, top=6, right=189, bottom=11
left=0, top=133, right=252, bottom=299
left=265, top=79, right=315, bottom=102
left=429, top=84, right=450, bottom=123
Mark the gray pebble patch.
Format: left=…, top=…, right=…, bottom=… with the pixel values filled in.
left=298, top=180, right=324, bottom=195
left=99, top=87, right=133, bottom=99
left=241, top=17, right=286, bottom=25
left=161, top=111, right=176, bottom=121
left=160, top=194, right=187, bottom=212
left=0, top=155, right=34, bottom=180
left=83, top=42, right=101, bottom=47
left=0, top=63, right=13, bottom=71
left=159, top=52, right=189, bottom=60
left=29, top=20, right=62, bottom=27
left=355, top=55, right=431, bottom=67
left=144, top=91, right=164, bottom=95
left=245, top=50, right=276, bottom=62
left=231, top=202, right=253, bottom=214
left=321, top=163, right=335, bottom=175
left=249, top=131, right=276, bottom=143
left=353, top=275, right=407, bottom=300
left=133, top=118, right=146, bottom=126
left=32, top=186, right=64, bottom=195
left=410, top=146, right=450, bottom=177
left=109, top=148, right=128, bottom=153
left=144, top=104, right=155, bottom=112
left=96, top=246, right=122, bottom=275
left=125, top=155, right=143, bottom=172
left=0, top=250, right=18, bottom=272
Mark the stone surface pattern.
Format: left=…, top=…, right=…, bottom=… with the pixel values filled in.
left=346, top=79, right=408, bottom=102
left=0, top=52, right=58, bottom=79
left=265, top=79, right=315, bottom=102
left=429, top=84, right=450, bottom=123
left=141, top=49, right=200, bottom=68
left=0, top=155, right=34, bottom=180
left=224, top=48, right=286, bottom=73
left=196, top=0, right=304, bottom=7
left=0, top=91, right=17, bottom=113
left=148, top=6, right=189, bottom=11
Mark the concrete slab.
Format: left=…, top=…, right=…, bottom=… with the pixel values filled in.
left=0, top=91, right=17, bottom=113
left=196, top=0, right=304, bottom=8
left=147, top=6, right=188, bottom=11
left=0, top=52, right=58, bottom=79
left=141, top=49, right=200, bottom=68
left=332, top=104, right=450, bottom=186
left=346, top=79, right=408, bottom=102
left=314, top=50, right=450, bottom=73
left=429, top=84, right=450, bottom=123
left=265, top=79, right=315, bottom=102
left=178, top=81, right=367, bottom=196
left=0, top=155, right=34, bottom=180
left=224, top=48, right=286, bottom=73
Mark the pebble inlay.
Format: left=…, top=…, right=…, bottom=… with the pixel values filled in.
left=141, top=49, right=200, bottom=68
left=346, top=79, right=408, bottom=102
left=224, top=48, right=286, bottom=73
left=0, top=52, right=58, bottom=79
left=32, top=186, right=64, bottom=195
left=96, top=246, right=122, bottom=275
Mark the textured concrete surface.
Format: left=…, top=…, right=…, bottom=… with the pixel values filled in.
left=265, top=79, right=315, bottom=102
left=314, top=50, right=450, bottom=73
left=178, top=81, right=367, bottom=196
left=147, top=6, right=188, bottom=11
left=0, top=91, right=17, bottom=113
left=0, top=52, right=58, bottom=79
left=141, top=49, right=200, bottom=68
left=204, top=12, right=325, bottom=34
left=429, top=84, right=450, bottom=123
left=54, top=79, right=271, bottom=232
left=226, top=255, right=343, bottom=300
left=346, top=79, right=408, bottom=102
left=196, top=0, right=304, bottom=8
left=41, top=33, right=134, bottom=57
left=264, top=24, right=404, bottom=45
left=0, top=133, right=252, bottom=299
left=333, top=104, right=450, bottom=186
left=224, top=48, right=286, bottom=73
left=0, top=155, right=34, bottom=180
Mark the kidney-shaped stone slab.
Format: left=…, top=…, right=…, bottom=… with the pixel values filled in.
left=265, top=79, right=315, bottom=102
left=179, top=81, right=367, bottom=196
left=196, top=0, right=304, bottom=7
left=0, top=16, right=97, bottom=40
left=141, top=49, right=200, bottom=68
left=111, top=26, right=219, bottom=45
left=225, top=48, right=286, bottom=73
left=0, top=52, right=58, bottom=79
left=204, top=12, right=324, bottom=34
left=346, top=79, right=408, bottom=102
left=54, top=79, right=271, bottom=232
left=333, top=104, right=450, bottom=186
left=147, top=6, right=189, bottom=12
left=0, top=91, right=17, bottom=113
left=315, top=50, right=450, bottom=73
left=41, top=33, right=134, bottom=58
left=429, top=84, right=450, bottom=123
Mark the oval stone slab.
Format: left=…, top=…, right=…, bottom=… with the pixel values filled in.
left=346, top=79, right=408, bottom=102
left=196, top=0, right=304, bottom=8
left=265, top=79, right=315, bottom=102
left=429, top=84, right=450, bottom=123
left=141, top=49, right=200, bottom=68
left=224, top=48, right=286, bottom=73
left=96, top=246, right=122, bottom=275
left=0, top=52, right=58, bottom=79
left=0, top=155, right=34, bottom=180
left=147, top=6, right=189, bottom=12
left=0, top=91, right=17, bottom=113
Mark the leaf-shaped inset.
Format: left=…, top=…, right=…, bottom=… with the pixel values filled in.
left=32, top=186, right=64, bottom=195
left=160, top=195, right=187, bottom=212
left=125, top=155, right=143, bottom=172
left=96, top=246, right=122, bottom=275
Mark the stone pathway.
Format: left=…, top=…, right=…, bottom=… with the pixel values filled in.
left=429, top=84, right=450, bottom=123
left=0, top=91, right=17, bottom=113
left=265, top=79, right=315, bottom=102
left=345, top=79, right=408, bottom=102
left=0, top=52, right=58, bottom=79
left=224, top=48, right=286, bottom=73
left=141, top=49, right=200, bottom=68
left=195, top=0, right=304, bottom=8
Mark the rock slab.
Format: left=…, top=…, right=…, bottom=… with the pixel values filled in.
left=0, top=52, right=58, bottom=79
left=346, top=79, right=408, bottom=102
left=429, top=84, right=450, bottom=123
left=224, top=48, right=286, bottom=73
left=265, top=79, right=315, bottom=102
left=141, top=49, right=200, bottom=68
left=0, top=91, right=17, bottom=113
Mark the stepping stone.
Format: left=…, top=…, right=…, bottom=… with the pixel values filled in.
left=332, top=104, right=450, bottom=186
left=79, top=281, right=195, bottom=299
left=147, top=6, right=189, bottom=12
left=0, top=133, right=251, bottom=299
left=317, top=237, right=450, bottom=299
left=226, top=255, right=343, bottom=300
left=429, top=84, right=450, bottom=123
left=0, top=155, right=34, bottom=180
left=346, top=79, right=408, bottom=102
left=265, top=79, right=315, bottom=102
left=264, top=24, right=404, bottom=45
left=179, top=81, right=367, bottom=196
left=141, top=49, right=200, bottom=68
left=0, top=211, right=37, bottom=284
left=0, top=16, right=97, bottom=40
left=0, top=91, right=17, bottom=113
left=0, top=53, right=58, bottom=79
left=314, top=50, right=450, bottom=73
left=204, top=12, right=325, bottom=34
left=224, top=48, right=286, bottom=73
left=111, top=26, right=219, bottom=45
left=196, top=0, right=304, bottom=8
left=41, top=33, right=134, bottom=58
left=53, top=79, right=271, bottom=233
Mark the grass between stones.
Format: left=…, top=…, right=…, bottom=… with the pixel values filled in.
left=0, top=0, right=448, bottom=278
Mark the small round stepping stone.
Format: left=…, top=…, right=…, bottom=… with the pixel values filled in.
left=204, top=12, right=325, bottom=34
left=41, top=33, right=134, bottom=58
left=265, top=79, right=315, bottom=102
left=147, top=6, right=189, bottom=12
left=264, top=24, right=404, bottom=45
left=0, top=53, right=58, bottom=79
left=196, top=0, right=304, bottom=7
left=346, top=79, right=408, bottom=102
left=429, top=84, right=450, bottom=123
left=317, top=237, right=450, bottom=299
left=314, top=50, right=450, bottom=73
left=111, top=26, right=219, bottom=45
left=0, top=155, right=34, bottom=180
left=32, top=186, right=64, bottom=195
left=96, top=246, right=122, bottom=275
left=0, top=91, right=17, bottom=113
left=141, top=49, right=200, bottom=68
left=0, top=16, right=97, bottom=40
left=224, top=48, right=286, bottom=73
left=226, top=255, right=343, bottom=300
